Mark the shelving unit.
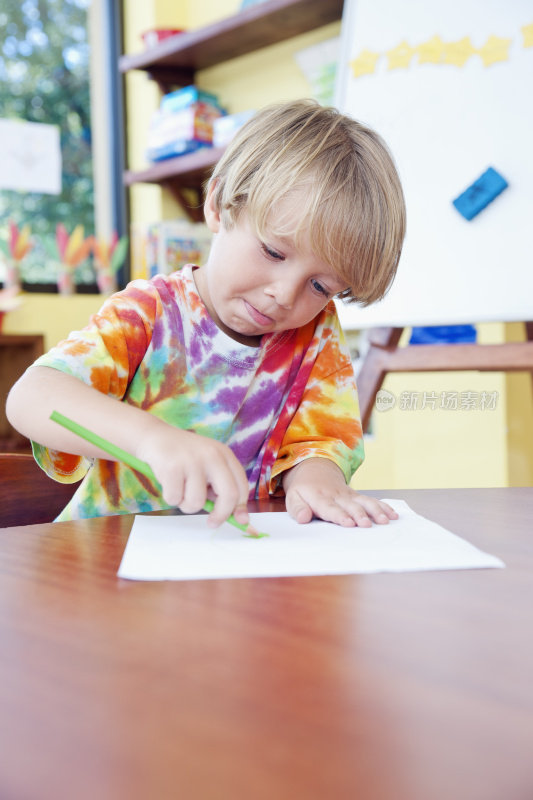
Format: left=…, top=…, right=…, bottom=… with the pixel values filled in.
left=119, top=0, right=344, bottom=219
left=123, top=146, right=226, bottom=222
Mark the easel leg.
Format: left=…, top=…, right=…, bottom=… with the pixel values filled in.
left=526, top=322, right=533, bottom=393
left=356, top=327, right=403, bottom=432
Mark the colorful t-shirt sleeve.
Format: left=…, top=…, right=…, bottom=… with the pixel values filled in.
left=30, top=281, right=159, bottom=483
left=269, top=308, right=364, bottom=490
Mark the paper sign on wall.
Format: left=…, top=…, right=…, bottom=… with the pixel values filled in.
left=0, top=118, right=61, bottom=194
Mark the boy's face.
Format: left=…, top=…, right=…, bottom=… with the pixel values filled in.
left=194, top=186, right=347, bottom=347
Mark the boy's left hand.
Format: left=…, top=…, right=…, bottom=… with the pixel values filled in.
left=282, top=458, right=398, bottom=527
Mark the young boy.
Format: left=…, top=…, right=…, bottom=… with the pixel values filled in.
left=6, top=100, right=406, bottom=530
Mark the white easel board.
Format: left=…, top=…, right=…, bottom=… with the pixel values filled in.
left=334, top=0, right=533, bottom=329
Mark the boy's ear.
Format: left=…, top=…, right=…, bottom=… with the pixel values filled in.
left=204, top=182, right=221, bottom=233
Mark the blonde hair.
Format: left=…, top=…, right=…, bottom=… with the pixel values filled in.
left=207, top=99, right=406, bottom=305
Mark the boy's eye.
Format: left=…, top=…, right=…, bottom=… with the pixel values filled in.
left=261, top=243, right=284, bottom=261
left=311, top=279, right=329, bottom=297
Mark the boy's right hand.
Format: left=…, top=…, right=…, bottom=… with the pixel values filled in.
left=7, top=367, right=251, bottom=529
left=136, top=423, right=251, bottom=529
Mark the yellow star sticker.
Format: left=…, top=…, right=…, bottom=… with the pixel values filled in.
left=443, top=36, right=475, bottom=67
left=417, top=34, right=445, bottom=64
left=477, top=34, right=512, bottom=66
left=350, top=49, right=380, bottom=78
left=386, top=40, right=415, bottom=70
left=521, top=22, right=533, bottom=48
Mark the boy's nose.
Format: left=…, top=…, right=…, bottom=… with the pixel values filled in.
left=265, top=280, right=299, bottom=309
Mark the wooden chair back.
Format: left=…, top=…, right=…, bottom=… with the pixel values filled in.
left=0, top=453, right=80, bottom=527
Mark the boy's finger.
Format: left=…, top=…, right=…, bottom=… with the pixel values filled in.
left=378, top=501, right=399, bottom=519
left=232, top=503, right=250, bottom=525
left=207, top=472, right=247, bottom=528
left=285, top=490, right=314, bottom=524
left=178, top=471, right=208, bottom=514
left=226, top=458, right=252, bottom=507
left=159, top=473, right=185, bottom=509
left=346, top=495, right=397, bottom=524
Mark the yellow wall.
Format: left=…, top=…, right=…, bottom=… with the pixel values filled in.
left=122, top=2, right=174, bottom=224
left=354, top=366, right=509, bottom=491
left=505, top=323, right=533, bottom=486
left=3, top=294, right=103, bottom=351
left=195, top=23, right=341, bottom=114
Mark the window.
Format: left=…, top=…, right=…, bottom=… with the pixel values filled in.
left=0, top=0, right=126, bottom=291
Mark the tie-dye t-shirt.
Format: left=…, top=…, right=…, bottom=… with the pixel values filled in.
left=32, top=266, right=364, bottom=520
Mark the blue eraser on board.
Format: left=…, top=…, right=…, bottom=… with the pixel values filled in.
left=452, top=167, right=508, bottom=221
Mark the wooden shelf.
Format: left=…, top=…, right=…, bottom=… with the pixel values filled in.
left=120, top=0, right=344, bottom=218
left=124, top=147, right=226, bottom=222
left=119, top=0, right=343, bottom=84
left=124, top=146, right=225, bottom=189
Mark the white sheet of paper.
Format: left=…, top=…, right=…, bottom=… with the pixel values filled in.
left=0, top=119, right=61, bottom=194
left=117, top=500, right=504, bottom=581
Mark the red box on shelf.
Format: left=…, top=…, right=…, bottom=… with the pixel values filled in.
left=141, top=29, right=184, bottom=49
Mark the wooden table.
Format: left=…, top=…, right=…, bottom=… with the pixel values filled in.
left=1, top=489, right=532, bottom=800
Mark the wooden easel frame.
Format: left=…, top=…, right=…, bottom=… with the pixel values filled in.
left=357, top=323, right=533, bottom=432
